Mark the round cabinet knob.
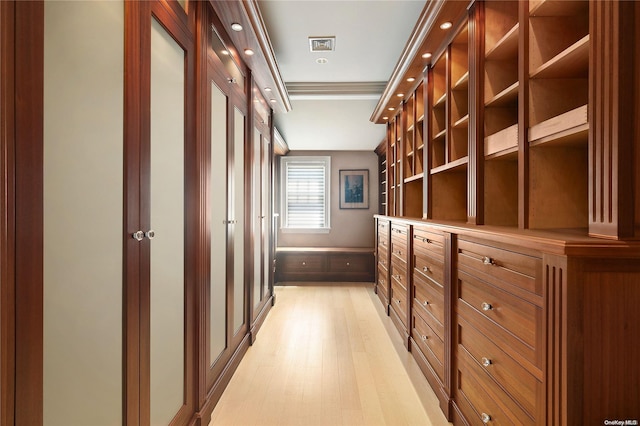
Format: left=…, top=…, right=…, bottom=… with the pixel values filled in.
left=346, top=262, right=350, bottom=266
left=423, top=300, right=429, bottom=306
left=421, top=335, right=427, bottom=341
left=481, top=413, right=491, bottom=423
left=423, top=266, right=430, bottom=273
left=132, top=231, right=144, bottom=241
left=481, top=302, right=493, bottom=311
left=483, top=256, right=495, bottom=266
left=482, top=357, right=492, bottom=367
left=145, top=230, right=155, bottom=240
left=302, top=261, right=306, bottom=266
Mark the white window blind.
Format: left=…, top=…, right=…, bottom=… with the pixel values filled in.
left=281, top=156, right=330, bottom=230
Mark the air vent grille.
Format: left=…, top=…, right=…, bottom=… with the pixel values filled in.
left=309, top=37, right=335, bottom=52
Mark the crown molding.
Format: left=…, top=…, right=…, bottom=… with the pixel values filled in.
left=286, top=82, right=386, bottom=100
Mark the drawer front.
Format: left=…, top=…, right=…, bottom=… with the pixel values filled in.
left=390, top=280, right=408, bottom=328
left=412, top=313, right=444, bottom=382
left=413, top=252, right=445, bottom=286
left=390, top=258, right=407, bottom=291
left=456, top=347, right=535, bottom=426
left=457, top=270, right=541, bottom=369
left=377, top=230, right=389, bottom=251
left=377, top=219, right=389, bottom=237
left=457, top=238, right=542, bottom=298
left=390, top=236, right=407, bottom=261
left=413, top=274, right=445, bottom=337
left=377, top=266, right=389, bottom=300
left=377, top=244, right=389, bottom=270
left=279, top=253, right=324, bottom=272
left=328, top=253, right=371, bottom=273
left=457, top=316, right=538, bottom=417
left=412, top=227, right=445, bottom=261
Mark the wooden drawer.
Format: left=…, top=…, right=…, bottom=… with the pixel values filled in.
left=377, top=220, right=389, bottom=238
left=390, top=237, right=407, bottom=262
left=390, top=280, right=408, bottom=328
left=413, top=251, right=445, bottom=286
left=279, top=253, right=324, bottom=272
left=457, top=270, right=541, bottom=369
left=377, top=265, right=389, bottom=299
left=328, top=253, right=371, bottom=273
left=412, top=313, right=444, bottom=382
left=457, top=315, right=538, bottom=417
left=412, top=227, right=445, bottom=261
left=413, top=273, right=445, bottom=336
left=377, top=244, right=388, bottom=269
left=377, top=229, right=389, bottom=251
left=390, top=223, right=407, bottom=258
left=457, top=238, right=542, bottom=298
left=390, top=257, right=407, bottom=291
left=456, top=347, right=535, bottom=426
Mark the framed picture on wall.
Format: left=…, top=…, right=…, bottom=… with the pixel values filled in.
left=339, top=169, right=369, bottom=209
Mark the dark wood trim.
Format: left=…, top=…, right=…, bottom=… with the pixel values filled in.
left=249, top=295, right=273, bottom=345
left=588, top=0, right=637, bottom=239
left=467, top=3, right=483, bottom=225
left=0, top=2, right=16, bottom=424
left=14, top=1, right=44, bottom=424
left=124, top=1, right=144, bottom=423
left=518, top=0, right=530, bottom=230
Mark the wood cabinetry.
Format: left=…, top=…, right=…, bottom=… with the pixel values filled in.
left=275, top=247, right=375, bottom=283
left=375, top=216, right=640, bottom=425
left=373, top=0, right=640, bottom=240
left=375, top=218, right=391, bottom=311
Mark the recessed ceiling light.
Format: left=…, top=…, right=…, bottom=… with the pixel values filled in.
left=270, top=99, right=277, bottom=103
left=397, top=93, right=404, bottom=98
left=388, top=107, right=395, bottom=111
left=382, top=116, right=389, bottom=120
left=231, top=23, right=243, bottom=32
left=440, top=21, right=453, bottom=30
left=264, top=87, right=272, bottom=92
left=244, top=49, right=254, bottom=56
left=221, top=50, right=230, bottom=56
left=407, top=77, right=416, bottom=82
left=316, top=57, right=328, bottom=64
left=422, top=52, right=432, bottom=59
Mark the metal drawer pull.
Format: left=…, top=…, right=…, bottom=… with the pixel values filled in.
left=481, top=413, right=491, bottom=423
left=421, top=334, right=427, bottom=341
left=482, top=357, right=492, bottom=367
left=481, top=302, right=493, bottom=311
left=396, top=250, right=402, bottom=255
left=302, top=261, right=306, bottom=266
left=483, top=256, right=495, bottom=265
left=132, top=231, right=144, bottom=241
left=346, top=262, right=350, bottom=266
left=422, top=266, right=431, bottom=273
left=423, top=300, right=429, bottom=306
left=145, top=230, right=155, bottom=240
left=395, top=299, right=401, bottom=305
left=394, top=274, right=402, bottom=280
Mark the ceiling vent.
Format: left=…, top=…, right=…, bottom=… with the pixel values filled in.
left=309, top=37, right=336, bottom=52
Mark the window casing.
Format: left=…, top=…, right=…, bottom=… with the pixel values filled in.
left=280, top=156, right=330, bottom=232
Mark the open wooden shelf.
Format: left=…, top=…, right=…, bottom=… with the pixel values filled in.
left=530, top=34, right=589, bottom=79
left=404, top=173, right=424, bottom=184
left=453, top=71, right=469, bottom=91
left=431, top=156, right=468, bottom=175
left=486, top=23, right=519, bottom=61
left=453, top=114, right=469, bottom=129
left=486, top=81, right=518, bottom=107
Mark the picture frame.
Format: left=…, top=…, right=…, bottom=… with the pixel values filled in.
left=339, top=169, right=369, bottom=209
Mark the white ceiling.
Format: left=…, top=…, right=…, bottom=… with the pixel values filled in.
left=257, top=0, right=426, bottom=151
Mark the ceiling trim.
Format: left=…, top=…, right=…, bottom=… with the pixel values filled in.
left=369, top=0, right=446, bottom=122
left=242, top=0, right=292, bottom=113
left=287, top=82, right=386, bottom=99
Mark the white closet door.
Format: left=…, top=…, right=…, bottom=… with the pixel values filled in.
left=149, top=17, right=185, bottom=426
left=43, top=1, right=124, bottom=424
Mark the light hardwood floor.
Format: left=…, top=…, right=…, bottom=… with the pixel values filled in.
left=209, top=283, right=451, bottom=426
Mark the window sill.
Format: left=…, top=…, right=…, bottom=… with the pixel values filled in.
left=281, top=227, right=330, bottom=234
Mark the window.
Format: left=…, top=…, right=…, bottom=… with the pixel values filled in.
left=281, top=156, right=330, bottom=232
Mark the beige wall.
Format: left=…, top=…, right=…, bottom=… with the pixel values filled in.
left=277, top=150, right=378, bottom=248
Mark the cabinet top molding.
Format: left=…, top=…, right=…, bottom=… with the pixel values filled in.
left=370, top=0, right=470, bottom=124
